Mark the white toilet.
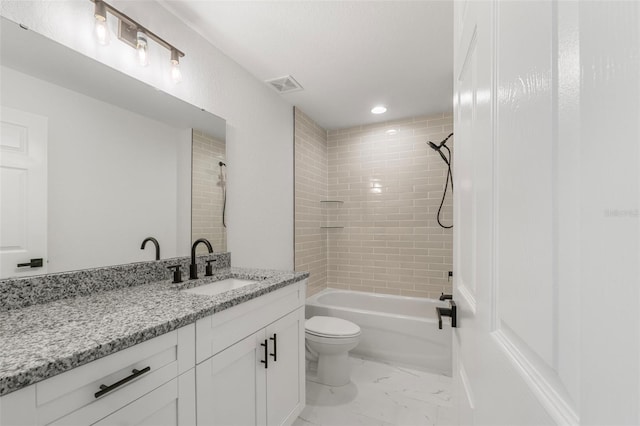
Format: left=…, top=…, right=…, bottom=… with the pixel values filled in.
left=305, top=316, right=361, bottom=387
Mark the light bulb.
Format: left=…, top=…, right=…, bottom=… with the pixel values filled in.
left=94, top=1, right=109, bottom=46
left=171, top=61, right=182, bottom=83
left=94, top=17, right=109, bottom=45
left=170, top=49, right=182, bottom=83
left=136, top=33, right=149, bottom=67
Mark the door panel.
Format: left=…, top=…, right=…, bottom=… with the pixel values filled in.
left=453, top=0, right=640, bottom=424
left=496, top=1, right=554, bottom=367
left=0, top=106, right=47, bottom=278
left=453, top=1, right=577, bottom=424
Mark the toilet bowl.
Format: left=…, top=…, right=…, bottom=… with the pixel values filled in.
left=305, top=316, right=361, bottom=387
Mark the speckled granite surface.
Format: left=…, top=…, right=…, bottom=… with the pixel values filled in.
left=0, top=253, right=231, bottom=311
left=0, top=267, right=309, bottom=396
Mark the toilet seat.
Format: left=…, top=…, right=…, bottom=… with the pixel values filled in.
left=305, top=316, right=361, bottom=338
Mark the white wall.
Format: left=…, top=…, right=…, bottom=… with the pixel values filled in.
left=1, top=66, right=185, bottom=272
left=0, top=0, right=295, bottom=270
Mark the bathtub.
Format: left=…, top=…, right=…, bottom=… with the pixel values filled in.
left=305, top=288, right=452, bottom=376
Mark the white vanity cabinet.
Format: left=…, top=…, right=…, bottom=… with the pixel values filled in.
left=195, top=281, right=306, bottom=426
left=0, top=324, right=196, bottom=426
left=0, top=280, right=307, bottom=426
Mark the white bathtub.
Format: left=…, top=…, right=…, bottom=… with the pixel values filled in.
left=305, top=288, right=452, bottom=376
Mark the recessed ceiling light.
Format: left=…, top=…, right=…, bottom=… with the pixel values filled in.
left=385, top=129, right=398, bottom=136
left=371, top=105, right=387, bottom=114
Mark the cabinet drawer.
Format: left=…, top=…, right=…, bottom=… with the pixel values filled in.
left=34, top=324, right=194, bottom=425
left=56, top=369, right=195, bottom=426
left=196, top=281, right=305, bottom=363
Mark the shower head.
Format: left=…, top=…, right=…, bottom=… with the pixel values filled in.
left=219, top=161, right=226, bottom=167
left=427, top=141, right=440, bottom=151
left=426, top=133, right=454, bottom=152
left=427, top=133, right=454, bottom=166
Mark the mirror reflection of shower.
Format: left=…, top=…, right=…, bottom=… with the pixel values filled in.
left=192, top=129, right=226, bottom=254
left=219, top=161, right=227, bottom=228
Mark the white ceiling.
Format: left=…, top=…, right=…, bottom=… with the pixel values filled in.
left=161, top=1, right=453, bottom=130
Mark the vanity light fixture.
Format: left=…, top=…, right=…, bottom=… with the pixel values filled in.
left=371, top=105, right=387, bottom=114
left=89, top=0, right=185, bottom=82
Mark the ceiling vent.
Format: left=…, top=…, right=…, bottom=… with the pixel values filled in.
left=266, top=75, right=303, bottom=94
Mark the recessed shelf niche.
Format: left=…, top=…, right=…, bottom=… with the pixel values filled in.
left=320, top=200, right=344, bottom=229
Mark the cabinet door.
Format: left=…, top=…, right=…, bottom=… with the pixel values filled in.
left=196, top=331, right=266, bottom=426
left=265, top=308, right=305, bottom=426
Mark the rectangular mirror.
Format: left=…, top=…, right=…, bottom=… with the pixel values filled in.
left=0, top=17, right=226, bottom=278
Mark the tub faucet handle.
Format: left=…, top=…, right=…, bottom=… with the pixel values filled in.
left=439, top=293, right=453, bottom=301
left=436, top=301, right=457, bottom=329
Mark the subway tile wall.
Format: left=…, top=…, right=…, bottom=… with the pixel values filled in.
left=294, top=108, right=328, bottom=296
left=192, top=130, right=227, bottom=254
left=294, top=110, right=453, bottom=299
left=326, top=114, right=453, bottom=299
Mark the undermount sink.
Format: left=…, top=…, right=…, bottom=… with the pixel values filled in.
left=181, top=278, right=257, bottom=297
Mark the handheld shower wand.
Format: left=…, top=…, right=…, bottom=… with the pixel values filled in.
left=426, top=133, right=454, bottom=229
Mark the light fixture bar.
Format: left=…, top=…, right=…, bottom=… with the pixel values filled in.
left=89, top=0, right=185, bottom=58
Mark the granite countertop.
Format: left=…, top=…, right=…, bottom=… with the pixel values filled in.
left=0, top=267, right=309, bottom=396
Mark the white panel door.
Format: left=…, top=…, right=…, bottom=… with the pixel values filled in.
left=453, top=1, right=640, bottom=425
left=0, top=106, right=47, bottom=278
left=453, top=1, right=574, bottom=423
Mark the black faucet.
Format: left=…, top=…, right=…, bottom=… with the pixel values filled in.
left=190, top=238, right=213, bottom=280
left=141, top=237, right=160, bottom=260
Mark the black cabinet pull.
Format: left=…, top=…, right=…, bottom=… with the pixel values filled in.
left=269, top=333, right=277, bottom=362
left=260, top=339, right=268, bottom=368
left=16, top=258, right=43, bottom=268
left=94, top=366, right=151, bottom=398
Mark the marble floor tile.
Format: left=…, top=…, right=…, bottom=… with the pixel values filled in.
left=294, top=356, right=455, bottom=426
